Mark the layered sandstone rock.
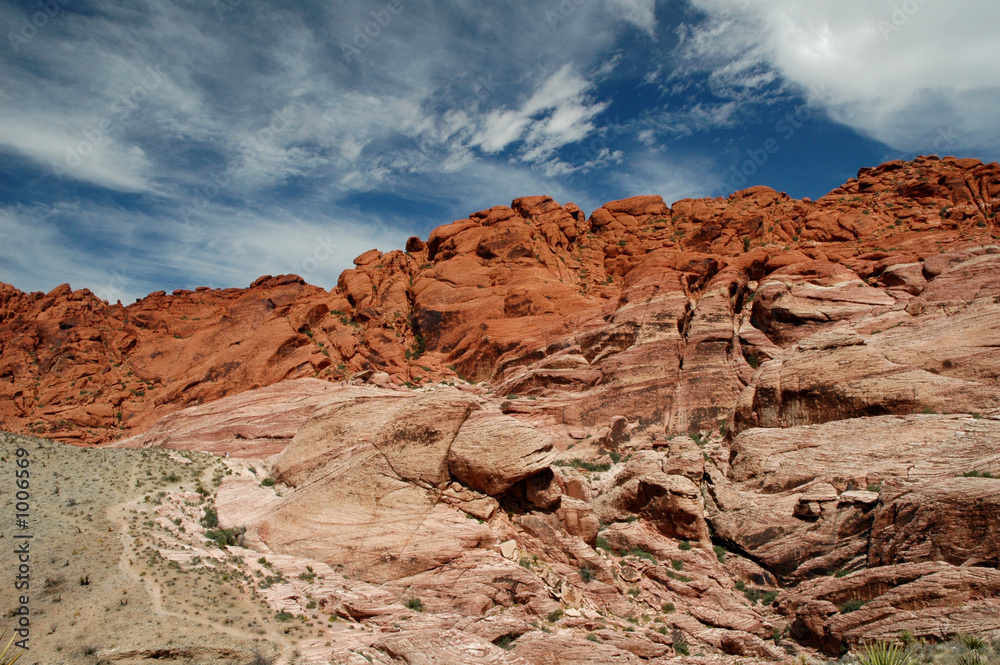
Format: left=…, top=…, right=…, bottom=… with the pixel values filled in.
left=5, top=155, right=1000, bottom=661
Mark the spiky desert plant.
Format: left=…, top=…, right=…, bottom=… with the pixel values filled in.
left=957, top=652, right=986, bottom=665
left=959, top=635, right=989, bottom=653
left=0, top=629, right=26, bottom=665
left=857, top=641, right=914, bottom=665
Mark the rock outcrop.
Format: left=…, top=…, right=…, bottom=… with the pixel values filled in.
left=5, top=155, right=1000, bottom=662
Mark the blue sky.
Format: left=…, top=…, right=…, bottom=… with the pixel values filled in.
left=1, top=0, right=998, bottom=303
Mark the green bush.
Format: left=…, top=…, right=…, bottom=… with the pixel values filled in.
left=840, top=598, right=866, bottom=613
left=737, top=581, right=779, bottom=605
left=961, top=470, right=996, bottom=478
left=661, top=602, right=676, bottom=613
left=405, top=598, right=423, bottom=612
left=494, top=635, right=517, bottom=650
left=205, top=527, right=242, bottom=548
left=260, top=478, right=276, bottom=487
left=200, top=507, right=219, bottom=529
left=671, top=559, right=683, bottom=571
left=595, top=535, right=611, bottom=551
left=675, top=639, right=690, bottom=656
left=678, top=541, right=692, bottom=551
left=546, top=609, right=564, bottom=623
left=713, top=545, right=726, bottom=563
left=579, top=566, right=596, bottom=583
left=959, top=634, right=989, bottom=652
left=627, top=548, right=657, bottom=564
left=553, top=458, right=612, bottom=473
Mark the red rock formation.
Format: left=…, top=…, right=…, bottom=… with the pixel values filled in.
left=4, top=155, right=995, bottom=446
left=4, top=155, right=1000, bottom=660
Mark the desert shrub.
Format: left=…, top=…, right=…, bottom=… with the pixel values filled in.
left=579, top=566, right=596, bottom=583
left=856, top=641, right=914, bottom=665
left=678, top=541, right=692, bottom=551
left=205, top=527, right=242, bottom=549
left=494, top=635, right=518, bottom=650
left=546, top=609, right=564, bottom=622
left=553, top=458, right=612, bottom=472
left=201, top=507, right=219, bottom=529
left=961, top=470, right=996, bottom=479
left=627, top=547, right=656, bottom=564
left=260, top=477, right=276, bottom=487
left=713, top=545, right=726, bottom=563
left=959, top=635, right=989, bottom=653
left=405, top=598, right=423, bottom=612
left=736, top=581, right=779, bottom=605
left=840, top=598, right=866, bottom=613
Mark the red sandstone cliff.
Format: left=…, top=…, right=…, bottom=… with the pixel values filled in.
left=2, top=155, right=997, bottom=445
left=4, top=155, right=1000, bottom=660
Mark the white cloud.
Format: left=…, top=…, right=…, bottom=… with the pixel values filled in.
left=0, top=0, right=721, bottom=300
left=684, top=0, right=1000, bottom=154
left=608, top=0, right=658, bottom=37
left=0, top=200, right=408, bottom=303
left=468, top=65, right=610, bottom=170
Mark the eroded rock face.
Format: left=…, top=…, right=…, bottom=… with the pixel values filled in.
left=7, top=155, right=1000, bottom=662
left=869, top=477, right=1000, bottom=567
left=261, top=391, right=487, bottom=582
left=448, top=411, right=558, bottom=495
left=782, top=564, right=1000, bottom=653
left=5, top=156, right=997, bottom=446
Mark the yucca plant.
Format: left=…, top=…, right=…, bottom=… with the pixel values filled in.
left=960, top=635, right=990, bottom=653
left=857, top=641, right=914, bottom=665
left=0, top=629, right=26, bottom=665
left=957, top=652, right=986, bottom=665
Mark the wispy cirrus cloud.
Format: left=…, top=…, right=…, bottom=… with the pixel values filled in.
left=0, top=0, right=722, bottom=301
left=13, top=0, right=989, bottom=304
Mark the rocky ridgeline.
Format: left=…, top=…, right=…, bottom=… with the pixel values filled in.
left=2, top=155, right=1000, bottom=662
